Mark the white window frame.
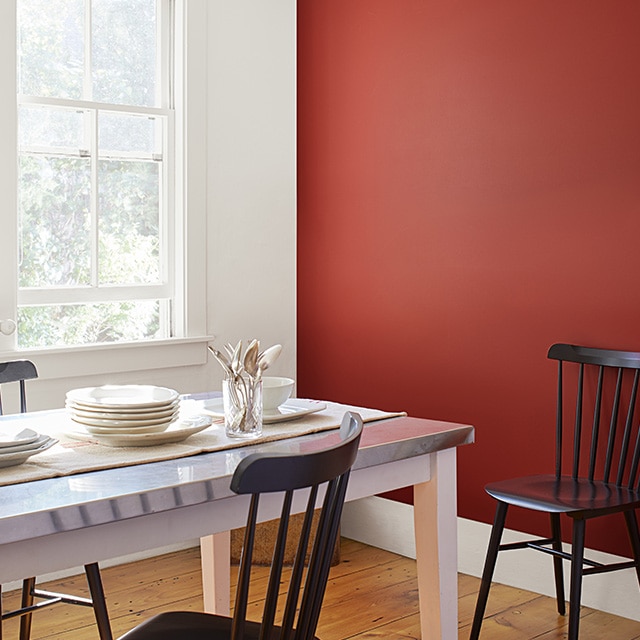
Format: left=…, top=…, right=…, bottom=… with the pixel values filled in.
left=0, top=0, right=209, bottom=379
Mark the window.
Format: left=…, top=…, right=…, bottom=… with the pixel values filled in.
left=17, top=0, right=175, bottom=348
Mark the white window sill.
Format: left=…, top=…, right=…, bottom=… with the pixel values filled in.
left=3, top=336, right=212, bottom=380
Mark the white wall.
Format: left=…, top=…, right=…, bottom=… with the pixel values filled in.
left=205, top=0, right=297, bottom=386
left=1, top=1, right=297, bottom=411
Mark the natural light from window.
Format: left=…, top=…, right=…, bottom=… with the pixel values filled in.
left=17, top=0, right=174, bottom=348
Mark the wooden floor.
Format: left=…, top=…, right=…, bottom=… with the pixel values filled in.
left=2, top=538, right=639, bottom=639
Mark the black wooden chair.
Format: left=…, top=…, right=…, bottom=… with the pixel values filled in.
left=117, top=410, right=364, bottom=640
left=0, top=360, right=113, bottom=640
left=470, top=344, right=640, bottom=640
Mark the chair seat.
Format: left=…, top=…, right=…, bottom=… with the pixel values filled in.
left=119, top=611, right=320, bottom=640
left=486, top=474, right=640, bottom=517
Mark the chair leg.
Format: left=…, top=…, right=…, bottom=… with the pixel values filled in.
left=567, top=519, right=586, bottom=640
left=84, top=563, right=113, bottom=640
left=623, top=509, right=640, bottom=588
left=549, top=513, right=566, bottom=616
left=18, top=578, right=36, bottom=640
left=469, top=501, right=509, bottom=640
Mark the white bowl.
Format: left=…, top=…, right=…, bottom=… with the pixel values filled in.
left=262, top=377, right=294, bottom=411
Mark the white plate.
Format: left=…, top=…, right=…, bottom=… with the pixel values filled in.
left=66, top=385, right=179, bottom=410
left=69, top=410, right=179, bottom=429
left=65, top=415, right=213, bottom=447
left=0, top=428, right=40, bottom=448
left=203, top=398, right=327, bottom=424
left=80, top=421, right=174, bottom=435
left=0, top=437, right=58, bottom=468
left=66, top=401, right=180, bottom=420
left=0, top=434, right=53, bottom=455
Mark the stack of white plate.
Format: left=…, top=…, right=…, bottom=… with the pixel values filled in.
left=66, top=385, right=181, bottom=436
left=0, top=427, right=58, bottom=468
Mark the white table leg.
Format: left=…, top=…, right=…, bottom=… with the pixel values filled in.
left=200, top=531, right=231, bottom=615
left=413, top=448, right=458, bottom=640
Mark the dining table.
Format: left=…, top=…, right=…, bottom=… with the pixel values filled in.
left=0, top=393, right=474, bottom=640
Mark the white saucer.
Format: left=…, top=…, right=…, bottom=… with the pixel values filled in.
left=66, top=385, right=179, bottom=410
left=0, top=428, right=40, bottom=448
left=0, top=437, right=58, bottom=468
left=203, top=398, right=327, bottom=424
left=65, top=415, right=213, bottom=447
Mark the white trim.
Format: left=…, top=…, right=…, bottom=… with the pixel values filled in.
left=341, top=496, right=640, bottom=622
left=18, top=95, right=172, bottom=117
left=2, top=0, right=208, bottom=358
left=177, top=0, right=207, bottom=340
left=0, top=2, right=18, bottom=345
left=16, top=335, right=211, bottom=380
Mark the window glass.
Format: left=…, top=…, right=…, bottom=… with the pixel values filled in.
left=17, top=300, right=163, bottom=348
left=18, top=106, right=85, bottom=151
left=98, top=158, right=161, bottom=285
left=18, top=0, right=85, bottom=100
left=18, top=155, right=92, bottom=288
left=17, top=0, right=173, bottom=349
left=99, top=112, right=159, bottom=155
left=92, top=0, right=158, bottom=106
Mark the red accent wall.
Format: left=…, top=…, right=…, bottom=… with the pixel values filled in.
left=297, top=1, right=640, bottom=556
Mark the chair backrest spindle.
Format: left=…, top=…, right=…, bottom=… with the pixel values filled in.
left=260, top=490, right=293, bottom=640
left=555, top=361, right=563, bottom=478
left=619, top=370, right=640, bottom=488
left=572, top=363, right=585, bottom=479
left=630, top=429, right=640, bottom=491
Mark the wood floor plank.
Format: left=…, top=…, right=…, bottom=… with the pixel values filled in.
left=1, top=538, right=638, bottom=639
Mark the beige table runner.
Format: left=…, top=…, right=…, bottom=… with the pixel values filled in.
left=0, top=400, right=406, bottom=487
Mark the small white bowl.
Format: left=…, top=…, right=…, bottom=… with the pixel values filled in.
left=262, top=376, right=294, bottom=411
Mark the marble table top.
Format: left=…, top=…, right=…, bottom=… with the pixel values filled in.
left=0, top=413, right=473, bottom=545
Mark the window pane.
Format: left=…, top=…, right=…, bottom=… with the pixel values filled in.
left=99, top=112, right=160, bottom=156
left=17, top=0, right=84, bottom=100
left=15, top=0, right=175, bottom=351
left=19, top=106, right=86, bottom=152
left=98, top=159, right=161, bottom=285
left=19, top=155, right=91, bottom=287
left=17, top=300, right=165, bottom=348
left=92, top=0, right=158, bottom=106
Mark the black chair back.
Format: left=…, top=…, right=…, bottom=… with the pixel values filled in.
left=0, top=360, right=38, bottom=414
left=548, top=343, right=640, bottom=490
left=229, top=410, right=363, bottom=640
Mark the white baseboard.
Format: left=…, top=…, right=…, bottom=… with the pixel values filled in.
left=341, top=496, right=640, bottom=623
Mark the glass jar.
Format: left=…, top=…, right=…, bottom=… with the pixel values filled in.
left=222, top=375, right=263, bottom=438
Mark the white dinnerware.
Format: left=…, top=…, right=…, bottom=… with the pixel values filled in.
left=80, top=422, right=174, bottom=435
left=70, top=410, right=179, bottom=429
left=0, top=428, right=40, bottom=448
left=65, top=401, right=179, bottom=420
left=204, top=398, right=326, bottom=424
left=65, top=385, right=182, bottom=439
left=0, top=434, right=53, bottom=455
left=0, top=436, right=58, bottom=468
left=66, top=415, right=213, bottom=447
left=262, top=376, right=295, bottom=411
left=66, top=385, right=179, bottom=409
